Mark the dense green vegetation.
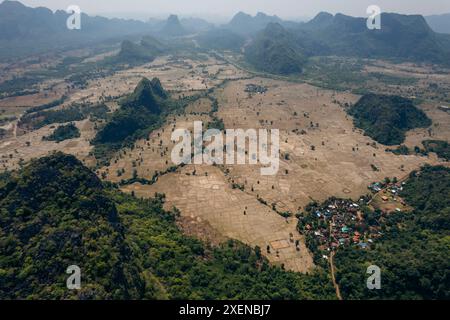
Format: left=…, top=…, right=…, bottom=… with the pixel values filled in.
left=0, top=76, right=41, bottom=99
left=24, top=96, right=67, bottom=115
left=245, top=23, right=306, bottom=75
left=422, top=140, right=450, bottom=161
left=348, top=94, right=432, bottom=145
left=386, top=145, right=411, bottom=155
left=386, top=140, right=450, bottom=160
left=334, top=165, right=450, bottom=299
left=19, top=106, right=85, bottom=130
left=402, top=165, right=450, bottom=231
left=86, top=104, right=110, bottom=120
left=121, top=195, right=334, bottom=300
left=92, top=77, right=169, bottom=163
left=19, top=103, right=109, bottom=130
left=95, top=77, right=168, bottom=144
left=0, top=153, right=336, bottom=299
left=0, top=153, right=144, bottom=299
left=43, top=123, right=80, bottom=143
left=92, top=77, right=207, bottom=165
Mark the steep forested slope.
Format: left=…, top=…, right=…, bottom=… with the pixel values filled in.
left=245, top=23, right=306, bottom=75
left=0, top=153, right=336, bottom=299
left=92, top=77, right=170, bottom=162
left=0, top=153, right=144, bottom=299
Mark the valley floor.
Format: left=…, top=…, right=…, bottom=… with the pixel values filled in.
left=1, top=52, right=449, bottom=274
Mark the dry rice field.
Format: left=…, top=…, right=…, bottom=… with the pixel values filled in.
left=1, top=55, right=449, bottom=273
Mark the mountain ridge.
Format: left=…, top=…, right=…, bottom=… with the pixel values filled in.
left=244, top=23, right=306, bottom=75
left=425, top=13, right=450, bottom=34
left=244, top=11, right=450, bottom=74
left=225, top=11, right=298, bottom=35
left=0, top=0, right=151, bottom=60
left=160, top=14, right=189, bottom=37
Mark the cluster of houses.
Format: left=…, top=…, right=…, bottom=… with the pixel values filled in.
left=369, top=180, right=404, bottom=194
left=384, top=183, right=404, bottom=197
left=244, top=84, right=268, bottom=94
left=369, top=180, right=407, bottom=212
left=299, top=198, right=383, bottom=257
left=368, top=182, right=383, bottom=192
left=300, top=179, right=410, bottom=258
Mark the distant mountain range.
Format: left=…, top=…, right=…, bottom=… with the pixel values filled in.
left=0, top=0, right=152, bottom=59
left=0, top=1, right=215, bottom=60
left=117, top=36, right=166, bottom=63
left=224, top=11, right=298, bottom=35
left=244, top=23, right=306, bottom=75
left=160, top=15, right=189, bottom=37
left=0, top=0, right=151, bottom=40
left=425, top=13, right=450, bottom=34
left=1, top=0, right=449, bottom=69
left=299, top=12, right=450, bottom=63
left=196, top=28, right=245, bottom=52
left=181, top=17, right=214, bottom=33
left=93, top=77, right=168, bottom=146
left=224, top=11, right=450, bottom=36
left=244, top=12, right=450, bottom=75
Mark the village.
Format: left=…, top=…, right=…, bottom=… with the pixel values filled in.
left=244, top=83, right=268, bottom=94
left=297, top=177, right=410, bottom=260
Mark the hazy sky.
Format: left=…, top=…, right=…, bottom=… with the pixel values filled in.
left=16, top=0, right=450, bottom=21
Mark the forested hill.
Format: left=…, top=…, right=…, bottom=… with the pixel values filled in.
left=244, top=23, right=307, bottom=75
left=160, top=15, right=189, bottom=37
left=92, top=77, right=170, bottom=161
left=0, top=152, right=336, bottom=299
left=0, top=152, right=144, bottom=299
left=244, top=12, right=450, bottom=75
left=348, top=94, right=432, bottom=145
